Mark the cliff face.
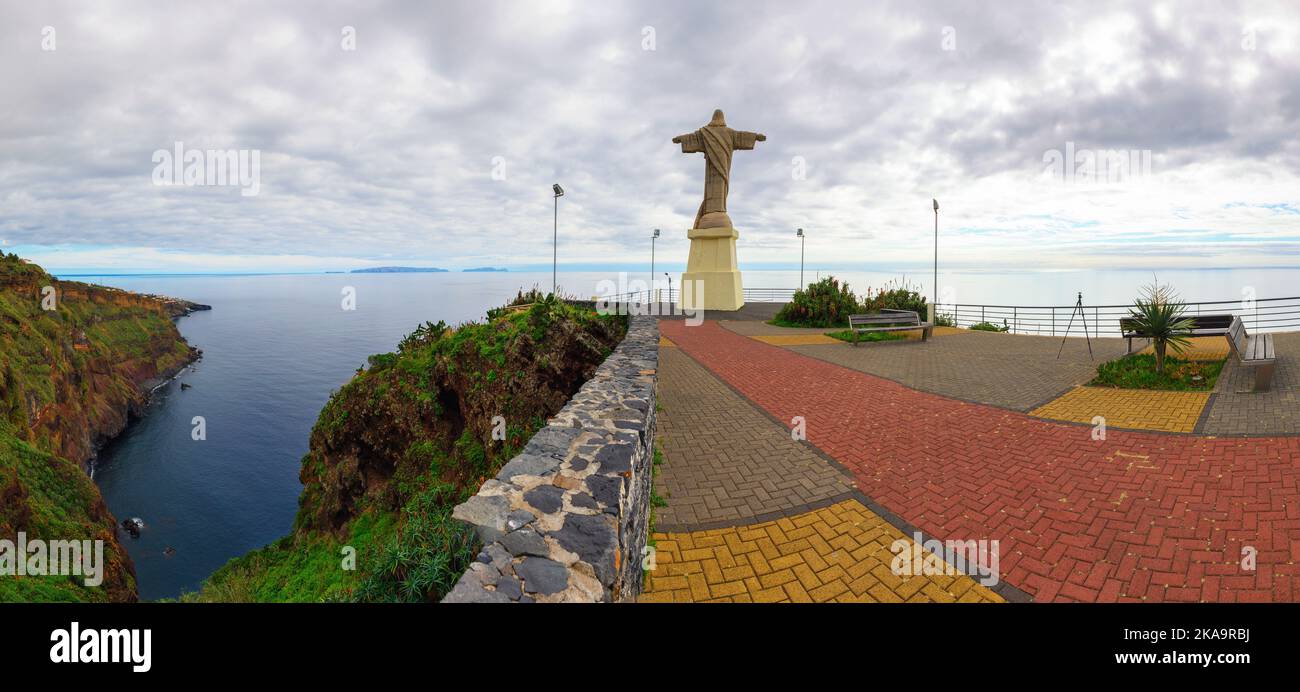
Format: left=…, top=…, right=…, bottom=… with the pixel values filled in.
left=188, top=294, right=628, bottom=603
left=0, top=253, right=203, bottom=602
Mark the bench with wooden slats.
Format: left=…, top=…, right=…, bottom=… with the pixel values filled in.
left=1225, top=315, right=1277, bottom=392
left=1119, top=313, right=1234, bottom=354
left=846, top=309, right=933, bottom=346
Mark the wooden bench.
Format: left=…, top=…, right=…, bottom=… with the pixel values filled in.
left=847, top=309, right=933, bottom=346
left=1225, top=316, right=1277, bottom=392
left=1119, top=313, right=1234, bottom=354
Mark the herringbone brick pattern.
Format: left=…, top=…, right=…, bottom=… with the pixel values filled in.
left=1030, top=386, right=1210, bottom=433
left=660, top=320, right=1300, bottom=602
left=654, top=347, right=855, bottom=528
left=641, top=500, right=1004, bottom=603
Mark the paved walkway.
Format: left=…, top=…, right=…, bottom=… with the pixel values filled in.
left=646, top=341, right=1007, bottom=603
left=644, top=500, right=1003, bottom=603
left=729, top=320, right=1300, bottom=436
left=653, top=345, right=855, bottom=529
left=1201, top=331, right=1300, bottom=435
left=658, top=320, right=1300, bottom=602
left=1030, top=387, right=1211, bottom=433
left=771, top=327, right=1126, bottom=412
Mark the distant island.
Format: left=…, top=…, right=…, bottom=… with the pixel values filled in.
left=351, top=266, right=448, bottom=273
left=463, top=267, right=507, bottom=272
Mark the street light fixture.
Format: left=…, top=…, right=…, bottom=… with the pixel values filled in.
left=651, top=228, right=660, bottom=302
left=552, top=183, right=564, bottom=295
left=796, top=228, right=805, bottom=289
left=664, top=272, right=671, bottom=306
left=932, top=199, right=939, bottom=322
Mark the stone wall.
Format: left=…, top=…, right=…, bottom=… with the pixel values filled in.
left=442, top=315, right=658, bottom=603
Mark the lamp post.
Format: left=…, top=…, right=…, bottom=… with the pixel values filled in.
left=552, top=183, right=564, bottom=295
left=796, top=228, right=805, bottom=289
left=651, top=228, right=660, bottom=302
left=931, top=198, right=939, bottom=323
left=664, top=272, right=671, bottom=306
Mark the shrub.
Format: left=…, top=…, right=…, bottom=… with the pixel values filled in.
left=969, top=321, right=1009, bottom=332
left=862, top=278, right=928, bottom=318
left=367, top=352, right=399, bottom=371
left=486, top=286, right=548, bottom=321
left=772, top=277, right=861, bottom=328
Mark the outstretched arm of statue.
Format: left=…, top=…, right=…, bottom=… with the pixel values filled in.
left=672, top=131, right=704, bottom=153
left=733, top=130, right=766, bottom=149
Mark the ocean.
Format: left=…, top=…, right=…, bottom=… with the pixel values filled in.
left=71, top=267, right=1297, bottom=599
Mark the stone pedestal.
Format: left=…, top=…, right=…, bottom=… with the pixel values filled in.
left=681, top=226, right=744, bottom=312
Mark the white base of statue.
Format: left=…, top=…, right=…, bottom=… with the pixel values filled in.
left=681, top=226, right=744, bottom=312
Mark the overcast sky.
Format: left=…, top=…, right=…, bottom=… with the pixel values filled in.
left=2, top=0, right=1299, bottom=273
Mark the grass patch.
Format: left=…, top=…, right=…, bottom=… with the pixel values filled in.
left=1089, top=354, right=1225, bottom=391
left=825, top=329, right=908, bottom=344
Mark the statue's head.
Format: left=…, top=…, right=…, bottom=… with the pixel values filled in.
left=708, top=109, right=726, bottom=127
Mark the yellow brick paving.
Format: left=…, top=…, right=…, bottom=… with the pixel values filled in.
left=750, top=326, right=966, bottom=347
left=640, top=500, right=1004, bottom=603
left=1030, top=386, right=1211, bottom=433
left=1136, top=336, right=1230, bottom=361
left=660, top=336, right=676, bottom=348
left=752, top=334, right=841, bottom=346
left=926, top=326, right=968, bottom=337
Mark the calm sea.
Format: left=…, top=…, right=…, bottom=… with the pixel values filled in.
left=71, top=268, right=1297, bottom=599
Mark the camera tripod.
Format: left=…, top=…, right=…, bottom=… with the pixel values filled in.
left=1056, top=291, right=1094, bottom=360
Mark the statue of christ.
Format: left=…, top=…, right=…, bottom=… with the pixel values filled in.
left=672, top=109, right=766, bottom=230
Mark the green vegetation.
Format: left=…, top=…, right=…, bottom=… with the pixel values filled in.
left=860, top=278, right=927, bottom=316
left=1126, top=281, right=1194, bottom=374
left=0, top=419, right=135, bottom=603
left=825, top=330, right=908, bottom=344
left=485, top=285, right=549, bottom=320
left=185, top=294, right=628, bottom=602
left=968, top=321, right=1010, bottom=332
left=772, top=277, right=863, bottom=328
left=644, top=444, right=667, bottom=586
left=0, top=252, right=194, bottom=602
left=1090, top=354, right=1224, bottom=391
left=772, top=276, right=930, bottom=329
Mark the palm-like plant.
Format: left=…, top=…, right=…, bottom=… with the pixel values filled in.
left=1128, top=281, right=1194, bottom=374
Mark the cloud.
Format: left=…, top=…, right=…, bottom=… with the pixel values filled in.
left=1, top=0, right=1298, bottom=272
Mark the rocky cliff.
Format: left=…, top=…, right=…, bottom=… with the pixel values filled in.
left=0, top=253, right=203, bottom=602
left=186, top=293, right=628, bottom=602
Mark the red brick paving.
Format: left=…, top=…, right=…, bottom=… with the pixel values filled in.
left=661, top=320, right=1300, bottom=602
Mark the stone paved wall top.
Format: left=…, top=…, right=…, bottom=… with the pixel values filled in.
left=442, top=314, right=658, bottom=602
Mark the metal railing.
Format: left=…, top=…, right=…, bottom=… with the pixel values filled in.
left=595, top=287, right=1300, bottom=334
left=933, top=296, right=1300, bottom=336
